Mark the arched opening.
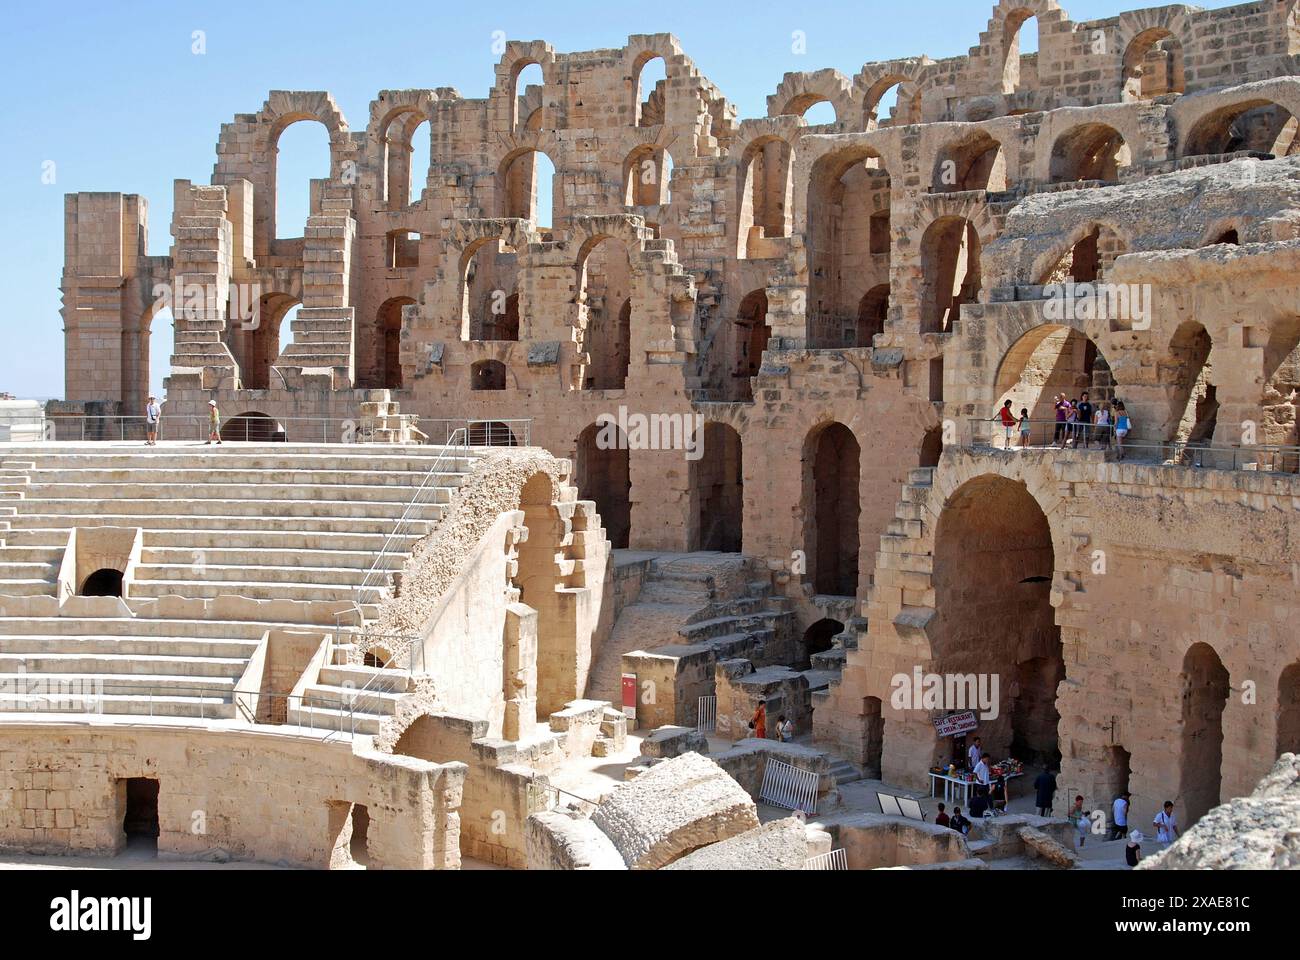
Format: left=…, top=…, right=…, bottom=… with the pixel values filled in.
left=576, top=422, right=631, bottom=548
left=695, top=422, right=743, bottom=552
left=808, top=149, right=891, bottom=346
left=577, top=238, right=633, bottom=390
left=461, top=236, right=522, bottom=342
left=1167, top=321, right=1218, bottom=445
left=512, top=61, right=544, bottom=128
left=863, top=78, right=920, bottom=129
left=1210, top=227, right=1240, bottom=246
left=802, top=618, right=843, bottom=670
left=919, top=425, right=944, bottom=468
left=1262, top=318, right=1300, bottom=461
left=790, top=96, right=837, bottom=126
left=856, top=284, right=890, bottom=347
left=230, top=292, right=298, bottom=391
left=933, top=132, right=1007, bottom=193
left=932, top=475, right=1062, bottom=768
left=920, top=217, right=981, bottom=335
left=358, top=296, right=412, bottom=390
left=273, top=119, right=331, bottom=241
left=993, top=325, right=1115, bottom=441
left=737, top=136, right=793, bottom=257
left=1179, top=642, right=1229, bottom=825
left=1122, top=29, right=1186, bottom=101
left=732, top=289, right=770, bottom=401
left=80, top=568, right=124, bottom=597
left=862, top=696, right=885, bottom=778
left=500, top=148, right=558, bottom=229
left=803, top=422, right=860, bottom=597
left=623, top=145, right=673, bottom=207
left=1038, top=223, right=1126, bottom=284
left=1002, top=11, right=1040, bottom=94
left=632, top=54, right=667, bottom=127
left=470, top=359, right=508, bottom=391
left=1182, top=100, right=1299, bottom=158
left=381, top=110, right=430, bottom=209
left=1278, top=662, right=1300, bottom=757
left=222, top=412, right=283, bottom=442
left=1049, top=124, right=1132, bottom=183
left=148, top=306, right=174, bottom=400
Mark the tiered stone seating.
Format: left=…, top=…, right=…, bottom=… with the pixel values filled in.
left=0, top=443, right=482, bottom=720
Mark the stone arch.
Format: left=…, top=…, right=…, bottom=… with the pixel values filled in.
left=1120, top=27, right=1186, bottom=101
left=767, top=69, right=855, bottom=126
left=222, top=411, right=284, bottom=442
left=574, top=232, right=637, bottom=390
left=1048, top=122, right=1132, bottom=183
left=575, top=422, right=631, bottom=549
left=1180, top=98, right=1300, bottom=158
left=735, top=130, right=795, bottom=257
left=857, top=284, right=891, bottom=347
left=1179, top=642, right=1230, bottom=826
left=357, top=296, right=414, bottom=390
left=1262, top=316, right=1300, bottom=456
left=728, top=288, right=771, bottom=402
left=807, top=144, right=893, bottom=345
left=231, top=292, right=299, bottom=391
left=855, top=60, right=928, bottom=129
left=1278, top=662, right=1300, bottom=757
left=1032, top=220, right=1129, bottom=286
left=919, top=213, right=984, bottom=335
left=80, top=568, right=125, bottom=598
left=931, top=129, right=1009, bottom=193
left=622, top=36, right=685, bottom=128
left=495, top=41, right=557, bottom=130
left=695, top=422, right=743, bottom=553
left=802, top=618, right=844, bottom=669
left=931, top=472, right=1063, bottom=768
left=802, top=420, right=861, bottom=597
left=622, top=143, right=673, bottom=207
left=1165, top=320, right=1219, bottom=445
left=993, top=324, right=1117, bottom=439
left=470, top=358, right=508, bottom=391
left=992, top=4, right=1049, bottom=95
left=497, top=139, right=562, bottom=224
left=371, top=96, right=436, bottom=209
left=456, top=230, right=515, bottom=342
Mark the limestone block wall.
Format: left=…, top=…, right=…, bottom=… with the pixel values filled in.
left=0, top=721, right=463, bottom=869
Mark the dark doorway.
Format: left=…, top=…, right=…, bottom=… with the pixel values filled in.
left=802, top=617, right=844, bottom=670
left=81, top=568, right=124, bottom=597
left=350, top=804, right=371, bottom=867
left=122, top=777, right=160, bottom=854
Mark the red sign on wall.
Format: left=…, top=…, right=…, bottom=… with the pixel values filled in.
left=621, top=673, right=637, bottom=720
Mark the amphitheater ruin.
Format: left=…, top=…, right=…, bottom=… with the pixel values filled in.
left=4, top=0, right=1300, bottom=869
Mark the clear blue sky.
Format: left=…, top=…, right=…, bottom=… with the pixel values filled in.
left=0, top=0, right=1241, bottom=399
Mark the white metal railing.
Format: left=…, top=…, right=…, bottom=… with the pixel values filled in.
left=803, top=848, right=848, bottom=871
left=759, top=758, right=820, bottom=815
left=697, top=695, right=716, bottom=733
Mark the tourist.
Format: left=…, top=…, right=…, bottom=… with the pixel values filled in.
left=1111, top=791, right=1131, bottom=841
left=1064, top=398, right=1079, bottom=447
left=1053, top=394, right=1070, bottom=447
left=967, top=736, right=982, bottom=771
left=971, top=752, right=992, bottom=817
left=145, top=395, right=160, bottom=446
left=1095, top=402, right=1112, bottom=449
left=1018, top=407, right=1032, bottom=448
left=935, top=802, right=950, bottom=827
left=949, top=806, right=971, bottom=835
left=988, top=775, right=1008, bottom=816
left=997, top=399, right=1017, bottom=446
left=748, top=700, right=767, bottom=739
left=206, top=399, right=222, bottom=445
left=1076, top=392, right=1095, bottom=448
left=1126, top=830, right=1143, bottom=868
left=1153, top=800, right=1179, bottom=846
left=1033, top=766, right=1057, bottom=817
left=1114, top=402, right=1131, bottom=460
left=776, top=713, right=794, bottom=742
left=1069, top=795, right=1090, bottom=849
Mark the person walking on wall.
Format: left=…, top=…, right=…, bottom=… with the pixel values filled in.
left=997, top=400, right=1017, bottom=446
left=776, top=713, right=794, bottom=742
left=1115, top=402, right=1131, bottom=460
left=145, top=395, right=161, bottom=446
left=1033, top=766, right=1058, bottom=817
left=1053, top=394, right=1070, bottom=447
left=1076, top=392, right=1095, bottom=448
left=1153, top=800, right=1180, bottom=847
left=206, top=399, right=222, bottom=445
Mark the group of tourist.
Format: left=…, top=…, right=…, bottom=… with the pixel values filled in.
left=747, top=701, right=794, bottom=742
left=141, top=394, right=223, bottom=445
left=996, top=393, right=1132, bottom=458
left=1067, top=792, right=1182, bottom=866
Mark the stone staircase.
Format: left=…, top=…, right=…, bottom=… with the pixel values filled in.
left=0, top=443, right=481, bottom=720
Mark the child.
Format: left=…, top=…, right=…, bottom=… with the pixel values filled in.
left=205, top=399, right=222, bottom=445
left=1068, top=795, right=1090, bottom=849
left=1114, top=402, right=1131, bottom=460
left=1018, top=408, right=1031, bottom=448
left=1095, top=402, right=1112, bottom=449
left=1125, top=830, right=1143, bottom=868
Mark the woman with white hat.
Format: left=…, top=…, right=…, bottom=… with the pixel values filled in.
left=1125, top=830, right=1143, bottom=868
left=206, top=399, right=222, bottom=445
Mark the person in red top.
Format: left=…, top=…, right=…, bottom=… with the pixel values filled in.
left=749, top=701, right=767, bottom=739
left=997, top=400, right=1017, bottom=446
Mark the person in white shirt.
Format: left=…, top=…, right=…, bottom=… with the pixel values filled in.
left=145, top=395, right=161, bottom=446
left=967, top=737, right=982, bottom=771
left=1153, top=800, right=1180, bottom=845
left=1111, top=792, right=1131, bottom=840
left=776, top=714, right=794, bottom=742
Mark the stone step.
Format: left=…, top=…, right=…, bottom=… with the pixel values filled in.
left=21, top=480, right=463, bottom=504
left=127, top=578, right=369, bottom=603
left=0, top=578, right=56, bottom=596
left=138, top=546, right=409, bottom=571
left=132, top=562, right=378, bottom=587
left=22, top=467, right=469, bottom=487
left=0, top=617, right=300, bottom=640
left=0, top=671, right=235, bottom=696
left=0, top=652, right=247, bottom=677
left=3, top=517, right=432, bottom=539
left=0, top=692, right=235, bottom=719
left=285, top=702, right=382, bottom=735
left=10, top=498, right=447, bottom=521
left=318, top=664, right=410, bottom=693
left=301, top=682, right=402, bottom=717
left=0, top=633, right=263, bottom=658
